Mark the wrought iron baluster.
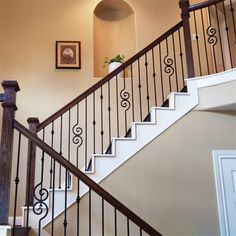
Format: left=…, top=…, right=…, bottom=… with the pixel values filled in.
left=151, top=48, right=158, bottom=106
left=164, top=38, right=174, bottom=93
left=63, top=168, right=68, bottom=236
left=93, top=92, right=96, bottom=154
left=12, top=132, right=22, bottom=236
left=159, top=44, right=165, bottom=103
left=144, top=53, right=150, bottom=113
left=49, top=122, right=55, bottom=189
left=130, top=64, right=135, bottom=122
left=140, top=228, right=143, bottom=236
left=77, top=180, right=80, bottom=236
left=137, top=59, right=143, bottom=121
left=193, top=11, right=203, bottom=76
left=68, top=109, right=71, bottom=188
left=200, top=9, right=210, bottom=74
left=51, top=158, right=56, bottom=235
left=127, top=218, right=130, bottom=236
left=59, top=115, right=63, bottom=189
left=222, top=2, right=233, bottom=69
left=178, top=28, right=185, bottom=85
left=120, top=69, right=131, bottom=133
left=72, top=103, right=83, bottom=168
left=172, top=33, right=179, bottom=91
left=215, top=4, right=225, bottom=71
left=33, top=182, right=49, bottom=236
left=114, top=208, right=117, bottom=236
left=85, top=98, right=88, bottom=168
left=32, top=128, right=49, bottom=236
left=108, top=80, right=112, bottom=144
left=100, top=87, right=104, bottom=154
left=207, top=6, right=218, bottom=73
left=25, top=142, right=33, bottom=234
left=102, top=198, right=105, bottom=236
left=229, top=0, right=236, bottom=42
left=89, top=188, right=92, bottom=236
left=116, top=75, right=120, bottom=137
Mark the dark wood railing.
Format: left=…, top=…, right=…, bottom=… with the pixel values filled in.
left=31, top=21, right=186, bottom=201
left=0, top=0, right=236, bottom=235
left=37, top=21, right=184, bottom=132
left=13, top=119, right=162, bottom=236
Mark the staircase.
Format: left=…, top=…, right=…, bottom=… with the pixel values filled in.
left=1, top=0, right=236, bottom=235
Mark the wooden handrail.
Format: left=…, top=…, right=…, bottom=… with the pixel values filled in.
left=188, top=0, right=224, bottom=12
left=14, top=119, right=162, bottom=236
left=37, top=21, right=183, bottom=131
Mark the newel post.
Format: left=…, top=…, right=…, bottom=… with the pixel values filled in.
left=179, top=0, right=195, bottom=78
left=0, top=81, right=20, bottom=225
left=25, top=118, right=39, bottom=206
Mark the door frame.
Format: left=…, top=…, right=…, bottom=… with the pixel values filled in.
left=213, top=150, right=236, bottom=236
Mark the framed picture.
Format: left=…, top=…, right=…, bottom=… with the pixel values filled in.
left=56, top=41, right=81, bottom=69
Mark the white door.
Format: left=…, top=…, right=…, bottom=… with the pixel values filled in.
left=213, top=150, right=236, bottom=236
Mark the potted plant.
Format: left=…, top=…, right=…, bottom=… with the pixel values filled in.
left=103, top=54, right=125, bottom=73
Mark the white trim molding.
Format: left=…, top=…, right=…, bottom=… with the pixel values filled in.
left=213, top=150, right=236, bottom=236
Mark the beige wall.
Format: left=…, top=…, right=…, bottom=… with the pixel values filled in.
left=46, top=110, right=236, bottom=236
left=0, top=0, right=181, bottom=127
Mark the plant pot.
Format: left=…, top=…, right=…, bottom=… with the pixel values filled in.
left=108, top=62, right=122, bottom=74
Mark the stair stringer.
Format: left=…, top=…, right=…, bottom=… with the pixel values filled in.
left=23, top=68, right=236, bottom=229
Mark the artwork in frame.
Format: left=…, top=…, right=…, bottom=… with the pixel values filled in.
left=56, top=41, right=81, bottom=69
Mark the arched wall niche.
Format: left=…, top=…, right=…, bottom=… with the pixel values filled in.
left=93, top=0, right=136, bottom=78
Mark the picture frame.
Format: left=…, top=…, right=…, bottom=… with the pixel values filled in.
left=56, top=41, right=81, bottom=69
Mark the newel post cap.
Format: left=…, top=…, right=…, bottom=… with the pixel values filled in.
left=179, top=0, right=190, bottom=7
left=27, top=117, right=40, bottom=124
left=1, top=80, right=20, bottom=92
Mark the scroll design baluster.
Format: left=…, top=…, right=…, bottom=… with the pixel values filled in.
left=206, top=23, right=218, bottom=72
left=206, top=26, right=217, bottom=45
left=164, top=40, right=175, bottom=92
left=33, top=183, right=49, bottom=235
left=120, top=70, right=131, bottom=133
left=72, top=103, right=83, bottom=168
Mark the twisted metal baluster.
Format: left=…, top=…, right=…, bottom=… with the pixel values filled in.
left=72, top=103, right=83, bottom=168
left=120, top=69, right=131, bottom=133
left=164, top=38, right=174, bottom=93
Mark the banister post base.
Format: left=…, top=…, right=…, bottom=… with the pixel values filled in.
left=0, top=81, right=20, bottom=225
left=179, top=0, right=195, bottom=78
left=25, top=117, right=40, bottom=207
